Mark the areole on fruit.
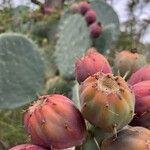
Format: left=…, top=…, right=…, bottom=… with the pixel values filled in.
left=79, top=72, right=135, bottom=134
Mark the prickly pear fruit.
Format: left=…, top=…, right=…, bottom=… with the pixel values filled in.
left=70, top=3, right=80, bottom=13
left=85, top=10, right=97, bottom=25
left=89, top=22, right=102, bottom=38
left=101, top=126, right=150, bottom=150
left=129, top=81, right=150, bottom=128
left=79, top=72, right=135, bottom=133
left=114, top=49, right=147, bottom=78
left=24, top=94, right=86, bottom=149
left=41, top=6, right=55, bottom=15
left=75, top=48, right=112, bottom=84
left=128, top=65, right=150, bottom=86
left=9, top=144, right=46, bottom=150
left=79, top=1, right=90, bottom=15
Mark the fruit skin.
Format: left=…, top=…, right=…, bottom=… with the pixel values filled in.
left=114, top=49, right=147, bottom=78
left=24, top=94, right=86, bottom=149
left=79, top=72, right=135, bottom=133
left=89, top=22, right=102, bottom=38
left=101, top=126, right=150, bottom=150
left=9, top=144, right=46, bottom=150
left=128, top=65, right=150, bottom=86
left=79, top=1, right=90, bottom=15
left=85, top=10, right=97, bottom=25
left=129, top=81, right=150, bottom=128
left=75, top=48, right=112, bottom=84
left=70, top=3, right=80, bottom=13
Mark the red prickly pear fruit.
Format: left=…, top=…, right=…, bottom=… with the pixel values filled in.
left=79, top=72, right=135, bottom=133
left=85, top=10, right=97, bottom=25
left=41, top=5, right=55, bottom=15
left=24, top=94, right=86, bottom=149
left=101, top=126, right=150, bottom=150
left=9, top=144, right=46, bottom=150
left=114, top=49, right=147, bottom=78
left=89, top=22, right=102, bottom=38
left=70, top=3, right=80, bottom=13
left=75, top=48, right=112, bottom=84
left=128, top=65, right=150, bottom=86
left=129, top=81, right=150, bottom=128
left=79, top=1, right=90, bottom=15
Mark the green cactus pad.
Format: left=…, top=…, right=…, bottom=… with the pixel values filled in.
left=0, top=33, right=44, bottom=109
left=90, top=0, right=120, bottom=52
left=55, top=14, right=92, bottom=79
left=46, top=76, right=74, bottom=97
left=76, top=133, right=100, bottom=150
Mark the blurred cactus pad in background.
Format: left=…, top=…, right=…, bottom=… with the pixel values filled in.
left=0, top=0, right=150, bottom=150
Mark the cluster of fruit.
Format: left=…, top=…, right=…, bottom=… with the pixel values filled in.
left=9, top=48, right=150, bottom=150
left=70, top=1, right=102, bottom=38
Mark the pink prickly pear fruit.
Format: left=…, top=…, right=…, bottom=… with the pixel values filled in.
left=70, top=3, right=80, bottom=13
left=128, top=65, right=150, bottom=86
left=129, top=81, right=150, bottom=128
left=89, top=22, right=102, bottom=38
left=101, top=126, right=150, bottom=150
left=114, top=49, right=147, bottom=78
left=85, top=10, right=97, bottom=25
left=9, top=144, right=46, bottom=150
left=79, top=1, right=90, bottom=15
left=75, top=48, right=112, bottom=84
left=24, top=94, right=86, bottom=149
left=79, top=72, right=135, bottom=133
left=41, top=5, right=55, bottom=15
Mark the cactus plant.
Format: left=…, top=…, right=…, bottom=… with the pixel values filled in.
left=89, top=0, right=120, bottom=52
left=45, top=76, right=74, bottom=97
left=24, top=94, right=87, bottom=149
left=0, top=33, right=44, bottom=109
left=101, top=126, right=150, bottom=150
left=55, top=0, right=120, bottom=78
left=55, top=14, right=91, bottom=79
left=79, top=72, right=135, bottom=133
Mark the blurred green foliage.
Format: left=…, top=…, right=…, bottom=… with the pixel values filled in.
left=0, top=106, right=30, bottom=150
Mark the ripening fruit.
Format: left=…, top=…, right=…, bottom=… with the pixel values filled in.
left=101, top=126, right=150, bottom=150
left=24, top=94, right=86, bottom=149
left=128, top=65, right=150, bottom=86
left=70, top=3, right=80, bottom=13
left=89, top=22, right=102, bottom=38
left=75, top=48, right=112, bottom=84
left=79, top=72, right=135, bottom=133
left=85, top=10, right=97, bottom=25
left=9, top=144, right=46, bottom=150
left=114, top=49, right=147, bottom=78
left=79, top=1, right=90, bottom=15
left=129, top=81, right=150, bottom=128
